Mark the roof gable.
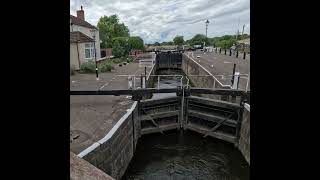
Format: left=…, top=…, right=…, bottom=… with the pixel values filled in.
left=70, top=15, right=98, bottom=30
left=70, top=31, right=94, bottom=43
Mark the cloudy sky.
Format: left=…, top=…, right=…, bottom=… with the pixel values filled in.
left=70, top=0, right=250, bottom=44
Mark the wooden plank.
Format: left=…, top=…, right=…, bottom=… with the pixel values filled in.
left=185, top=123, right=236, bottom=143
left=141, top=124, right=179, bottom=135
left=203, top=113, right=234, bottom=137
left=140, top=110, right=179, bottom=120
left=188, top=110, right=237, bottom=127
left=187, top=96, right=241, bottom=109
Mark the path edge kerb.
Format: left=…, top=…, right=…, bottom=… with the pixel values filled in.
left=77, top=101, right=138, bottom=158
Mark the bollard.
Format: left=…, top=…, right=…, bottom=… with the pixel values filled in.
left=215, top=47, right=217, bottom=53
left=232, top=72, right=240, bottom=89
left=236, top=51, right=239, bottom=58
left=219, top=48, right=222, bottom=54
left=243, top=52, right=246, bottom=59
left=231, top=64, right=236, bottom=84
left=224, top=49, right=227, bottom=55
left=229, top=49, right=232, bottom=56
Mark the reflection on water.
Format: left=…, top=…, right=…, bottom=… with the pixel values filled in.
left=122, top=131, right=249, bottom=180
left=152, top=69, right=185, bottom=99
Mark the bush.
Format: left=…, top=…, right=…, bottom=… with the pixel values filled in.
left=80, top=62, right=96, bottom=73
left=111, top=58, right=122, bottom=64
left=99, top=62, right=113, bottom=72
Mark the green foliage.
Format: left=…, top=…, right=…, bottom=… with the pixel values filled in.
left=215, top=39, right=238, bottom=49
left=97, top=15, right=130, bottom=48
left=112, top=40, right=125, bottom=58
left=188, top=34, right=209, bottom=46
left=173, top=36, right=184, bottom=45
left=80, top=62, right=96, bottom=73
left=99, top=62, right=113, bottom=72
left=128, top=36, right=144, bottom=50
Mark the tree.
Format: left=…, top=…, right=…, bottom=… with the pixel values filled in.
left=154, top=42, right=160, bottom=46
left=189, top=34, right=209, bottom=46
left=97, top=15, right=130, bottom=48
left=112, top=40, right=125, bottom=58
left=173, top=36, right=184, bottom=45
left=128, top=36, right=144, bottom=50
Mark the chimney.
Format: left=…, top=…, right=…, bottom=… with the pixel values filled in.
left=76, top=6, right=85, bottom=21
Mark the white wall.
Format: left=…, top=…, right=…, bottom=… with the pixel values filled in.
left=70, top=43, right=80, bottom=70
left=71, top=24, right=101, bottom=60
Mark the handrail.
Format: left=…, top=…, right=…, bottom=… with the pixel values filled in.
left=186, top=53, right=230, bottom=88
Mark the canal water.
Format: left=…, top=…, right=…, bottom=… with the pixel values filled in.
left=122, top=131, right=249, bottom=180
left=122, top=69, right=249, bottom=180
left=151, top=69, right=187, bottom=99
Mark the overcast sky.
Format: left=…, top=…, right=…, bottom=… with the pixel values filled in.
left=70, top=0, right=250, bottom=44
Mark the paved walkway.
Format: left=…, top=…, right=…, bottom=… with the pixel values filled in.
left=70, top=53, right=155, bottom=154
left=188, top=50, right=250, bottom=91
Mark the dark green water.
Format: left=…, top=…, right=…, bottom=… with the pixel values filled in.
left=122, top=131, right=249, bottom=180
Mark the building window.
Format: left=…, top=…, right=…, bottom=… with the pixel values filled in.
left=85, top=43, right=95, bottom=59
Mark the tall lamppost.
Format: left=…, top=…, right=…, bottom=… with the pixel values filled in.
left=204, top=19, right=209, bottom=48
left=205, top=19, right=209, bottom=37
left=90, top=29, right=99, bottom=80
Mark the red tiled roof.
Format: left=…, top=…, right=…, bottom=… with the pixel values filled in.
left=70, top=15, right=98, bottom=30
left=70, top=31, right=94, bottom=43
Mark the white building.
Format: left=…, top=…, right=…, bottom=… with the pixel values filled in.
left=70, top=6, right=101, bottom=70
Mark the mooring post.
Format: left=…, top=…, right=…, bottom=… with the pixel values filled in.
left=224, top=49, right=227, bottom=55
left=243, top=52, right=246, bottom=59
left=232, top=72, right=240, bottom=90
left=219, top=48, right=221, bottom=54
left=231, top=64, right=236, bottom=85
left=145, top=66, right=147, bottom=76
left=236, top=51, right=239, bottom=58
left=229, top=49, right=232, bottom=56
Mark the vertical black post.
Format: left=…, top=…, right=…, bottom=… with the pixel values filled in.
left=145, top=66, right=147, bottom=76
left=140, top=74, right=143, bottom=88
left=94, top=41, right=99, bottom=80
left=224, top=49, right=227, bottom=55
left=243, top=52, right=246, bottom=59
left=215, top=47, right=217, bottom=53
left=229, top=49, right=232, bottom=56
left=236, top=51, right=239, bottom=58
left=237, top=75, right=240, bottom=90
left=231, top=63, right=236, bottom=85
left=219, top=48, right=221, bottom=54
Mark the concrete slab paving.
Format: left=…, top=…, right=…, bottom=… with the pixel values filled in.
left=70, top=53, right=155, bottom=154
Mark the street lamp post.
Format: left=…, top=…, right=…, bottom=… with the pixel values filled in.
left=204, top=19, right=209, bottom=49
left=90, top=29, right=99, bottom=80
left=205, top=19, right=209, bottom=37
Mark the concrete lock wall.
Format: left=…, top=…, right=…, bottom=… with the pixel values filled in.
left=238, top=103, right=250, bottom=164
left=181, top=54, right=228, bottom=100
left=79, top=102, right=140, bottom=180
